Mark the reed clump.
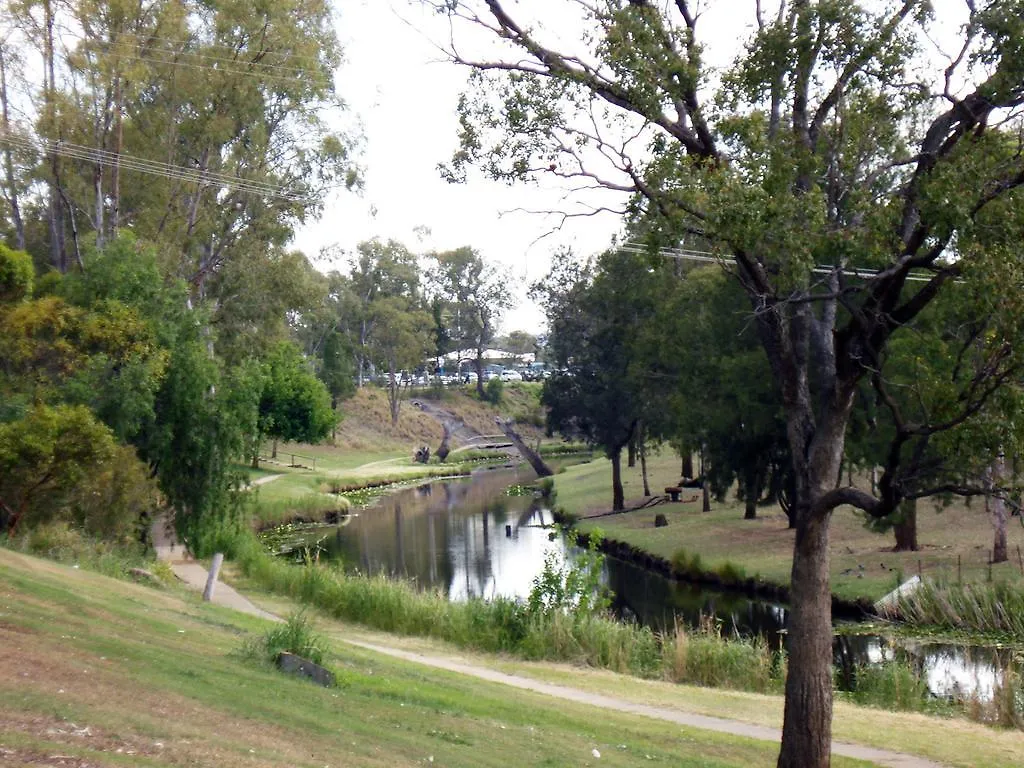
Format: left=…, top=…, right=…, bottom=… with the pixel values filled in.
left=895, top=580, right=1024, bottom=636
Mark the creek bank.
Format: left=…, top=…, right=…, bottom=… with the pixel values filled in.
left=253, top=460, right=532, bottom=532
left=552, top=508, right=874, bottom=620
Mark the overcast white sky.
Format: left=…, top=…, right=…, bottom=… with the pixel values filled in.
left=294, top=0, right=970, bottom=334
left=294, top=0, right=644, bottom=333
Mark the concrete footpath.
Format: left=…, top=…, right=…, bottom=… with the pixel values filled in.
left=152, top=519, right=944, bottom=768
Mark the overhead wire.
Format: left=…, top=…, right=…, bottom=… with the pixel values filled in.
left=0, top=129, right=314, bottom=203
left=58, top=27, right=330, bottom=86
left=71, top=47, right=326, bottom=88
left=91, top=29, right=325, bottom=67
left=618, top=242, right=939, bottom=284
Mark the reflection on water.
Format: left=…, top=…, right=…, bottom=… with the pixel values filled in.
left=292, top=467, right=1017, bottom=701
left=310, top=466, right=567, bottom=601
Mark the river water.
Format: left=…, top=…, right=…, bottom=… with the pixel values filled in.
left=276, top=464, right=1017, bottom=701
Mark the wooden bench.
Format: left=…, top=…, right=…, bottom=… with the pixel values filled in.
left=665, top=486, right=682, bottom=502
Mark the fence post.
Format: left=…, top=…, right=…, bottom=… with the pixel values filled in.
left=917, top=559, right=922, bottom=580
left=957, top=554, right=962, bottom=585
left=203, top=553, right=224, bottom=602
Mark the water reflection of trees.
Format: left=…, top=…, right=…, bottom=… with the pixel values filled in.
left=311, top=467, right=546, bottom=598
left=305, top=470, right=1015, bottom=702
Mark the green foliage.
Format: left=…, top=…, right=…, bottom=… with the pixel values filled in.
left=0, top=404, right=117, bottom=535
left=11, top=521, right=162, bottom=582
left=246, top=611, right=330, bottom=667
left=0, top=243, right=33, bottom=302
left=427, top=246, right=512, bottom=393
left=715, top=560, right=748, bottom=585
left=842, top=660, right=930, bottom=713
left=526, top=526, right=609, bottom=618
left=146, top=335, right=251, bottom=556
left=69, top=444, right=160, bottom=543
left=256, top=341, right=336, bottom=451
left=319, top=331, right=356, bottom=408
left=664, top=620, right=777, bottom=693
left=484, top=376, right=503, bottom=404
left=671, top=549, right=705, bottom=579
left=228, top=532, right=782, bottom=696
left=643, top=267, right=790, bottom=520
left=537, top=250, right=668, bottom=508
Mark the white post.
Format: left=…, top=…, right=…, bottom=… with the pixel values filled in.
left=202, top=553, right=224, bottom=602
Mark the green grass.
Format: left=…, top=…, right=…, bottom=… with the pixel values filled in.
left=246, top=611, right=330, bottom=665
left=0, top=548, right=858, bottom=768
left=227, top=531, right=782, bottom=692
left=553, top=450, right=1024, bottom=602
left=234, top=576, right=1024, bottom=768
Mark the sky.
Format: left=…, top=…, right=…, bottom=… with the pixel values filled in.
left=293, top=0, right=970, bottom=334
left=293, top=1, right=639, bottom=334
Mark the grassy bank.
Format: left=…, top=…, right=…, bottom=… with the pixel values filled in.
left=552, top=451, right=1024, bottom=603
left=227, top=531, right=782, bottom=692
left=248, top=458, right=509, bottom=527
left=0, top=548, right=828, bottom=768
left=230, top=548, right=1024, bottom=765
left=224, top=531, right=1024, bottom=732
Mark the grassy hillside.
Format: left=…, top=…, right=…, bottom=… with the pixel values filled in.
left=246, top=383, right=553, bottom=524
left=332, top=383, right=544, bottom=451
left=0, top=549, right=854, bottom=768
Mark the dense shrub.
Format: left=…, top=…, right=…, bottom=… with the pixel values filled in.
left=485, top=377, right=504, bottom=404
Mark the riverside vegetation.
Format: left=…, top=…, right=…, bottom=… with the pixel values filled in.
left=2, top=548, right=823, bottom=768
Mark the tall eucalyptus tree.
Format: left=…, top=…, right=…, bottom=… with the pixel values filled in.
left=427, top=2, right=1024, bottom=764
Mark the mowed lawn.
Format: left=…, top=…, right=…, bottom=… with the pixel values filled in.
left=0, top=549, right=862, bottom=768
left=555, top=451, right=1024, bottom=602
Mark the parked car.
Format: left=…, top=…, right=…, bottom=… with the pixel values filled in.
left=461, top=371, right=478, bottom=384
left=500, top=369, right=523, bottom=382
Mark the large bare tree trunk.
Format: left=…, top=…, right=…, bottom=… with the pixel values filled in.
left=893, top=497, right=918, bottom=552
left=436, top=422, right=452, bottom=462
left=111, top=71, right=123, bottom=236
left=475, top=352, right=485, bottom=398
left=387, top=369, right=401, bottom=426
left=778, top=507, right=834, bottom=768
left=42, top=0, right=66, bottom=272
left=682, top=451, right=693, bottom=479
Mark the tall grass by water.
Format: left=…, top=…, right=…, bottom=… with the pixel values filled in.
left=894, top=580, right=1024, bottom=636
left=228, top=532, right=782, bottom=693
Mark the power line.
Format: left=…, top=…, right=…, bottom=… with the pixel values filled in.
left=89, top=48, right=326, bottom=88
left=0, top=129, right=313, bottom=203
left=95, top=29, right=326, bottom=68
left=107, top=45, right=327, bottom=84
left=618, top=242, right=938, bottom=284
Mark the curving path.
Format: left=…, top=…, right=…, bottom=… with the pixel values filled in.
left=154, top=534, right=945, bottom=768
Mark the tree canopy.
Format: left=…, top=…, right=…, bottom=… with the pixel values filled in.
left=431, top=2, right=1024, bottom=764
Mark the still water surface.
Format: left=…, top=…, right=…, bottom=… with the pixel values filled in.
left=279, top=465, right=1017, bottom=700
